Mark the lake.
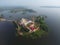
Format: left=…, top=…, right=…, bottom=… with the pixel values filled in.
left=38, top=8, right=60, bottom=45
left=0, top=21, right=16, bottom=45
left=0, top=7, right=60, bottom=45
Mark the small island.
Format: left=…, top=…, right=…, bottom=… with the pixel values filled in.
left=12, top=15, right=48, bottom=39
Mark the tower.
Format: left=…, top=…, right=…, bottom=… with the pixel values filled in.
left=31, top=16, right=35, bottom=23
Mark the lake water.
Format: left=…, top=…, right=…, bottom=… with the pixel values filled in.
left=0, top=21, right=16, bottom=45
left=38, top=8, right=60, bottom=45
left=0, top=7, right=60, bottom=45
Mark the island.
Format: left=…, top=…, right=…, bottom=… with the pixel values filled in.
left=12, top=15, right=48, bottom=39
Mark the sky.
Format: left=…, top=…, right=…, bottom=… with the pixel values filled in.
left=0, top=0, right=60, bottom=7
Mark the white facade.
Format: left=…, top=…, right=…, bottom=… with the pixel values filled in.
left=0, top=18, right=7, bottom=21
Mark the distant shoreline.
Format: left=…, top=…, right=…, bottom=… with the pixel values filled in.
left=40, top=6, right=60, bottom=8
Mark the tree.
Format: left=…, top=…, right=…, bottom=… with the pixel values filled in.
left=9, top=16, right=13, bottom=19
left=0, top=14, right=4, bottom=18
left=35, top=16, right=48, bottom=32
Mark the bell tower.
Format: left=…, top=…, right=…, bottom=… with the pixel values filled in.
left=31, top=16, right=35, bottom=23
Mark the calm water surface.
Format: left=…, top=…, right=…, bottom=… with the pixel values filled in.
left=0, top=8, right=60, bottom=45
left=0, top=21, right=16, bottom=45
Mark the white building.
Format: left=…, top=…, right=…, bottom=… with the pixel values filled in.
left=0, top=18, right=7, bottom=21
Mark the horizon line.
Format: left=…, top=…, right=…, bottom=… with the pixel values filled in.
left=40, top=6, right=60, bottom=8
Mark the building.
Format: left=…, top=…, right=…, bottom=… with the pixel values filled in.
left=19, top=18, right=39, bottom=32
left=0, top=18, right=7, bottom=21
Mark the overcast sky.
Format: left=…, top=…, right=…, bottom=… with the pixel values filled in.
left=0, top=0, right=60, bottom=7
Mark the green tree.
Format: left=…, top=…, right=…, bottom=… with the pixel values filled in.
left=0, top=14, right=4, bottom=18
left=35, top=16, right=48, bottom=32
left=9, top=16, right=13, bottom=19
